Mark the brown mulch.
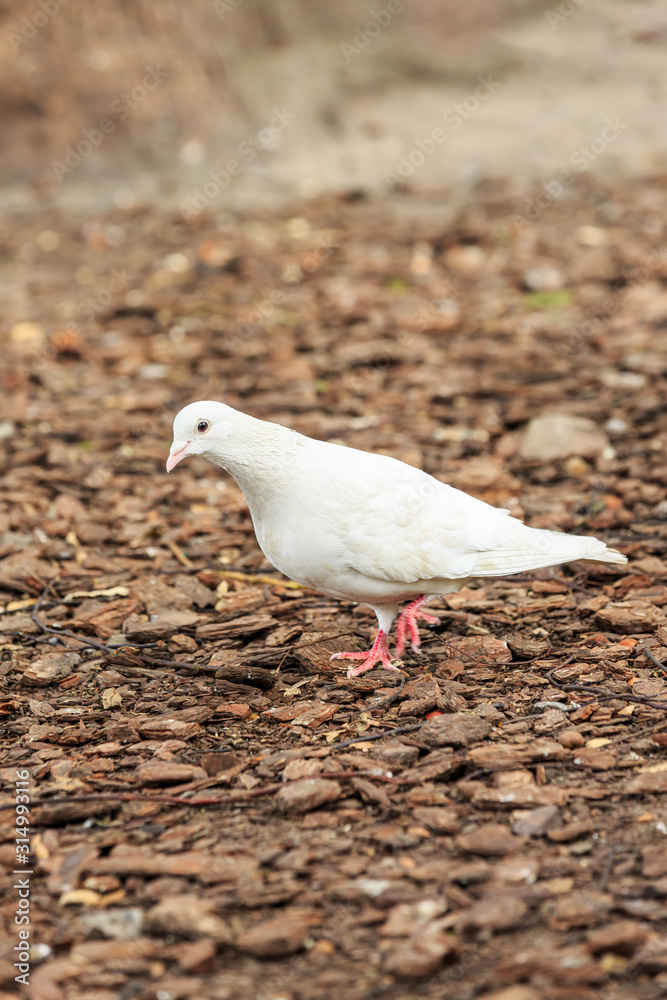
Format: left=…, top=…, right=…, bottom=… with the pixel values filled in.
left=1, top=178, right=667, bottom=1000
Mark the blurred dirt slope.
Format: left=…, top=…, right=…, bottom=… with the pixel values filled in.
left=1, top=0, right=666, bottom=210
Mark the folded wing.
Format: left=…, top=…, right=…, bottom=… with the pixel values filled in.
left=334, top=463, right=625, bottom=585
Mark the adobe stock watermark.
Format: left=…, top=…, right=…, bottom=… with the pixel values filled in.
left=212, top=0, right=244, bottom=19
left=556, top=242, right=667, bottom=361
left=340, top=0, right=404, bottom=62
left=226, top=232, right=336, bottom=352
left=17, top=267, right=132, bottom=383
left=385, top=76, right=501, bottom=188
left=51, top=66, right=169, bottom=181
left=13, top=770, right=32, bottom=988
left=348, top=281, right=461, bottom=394
left=180, top=107, right=296, bottom=219
left=511, top=116, right=629, bottom=230
left=8, top=0, right=70, bottom=52
left=546, top=0, right=586, bottom=30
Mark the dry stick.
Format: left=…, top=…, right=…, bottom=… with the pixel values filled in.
left=600, top=844, right=618, bottom=891
left=367, top=673, right=406, bottom=710
left=546, top=669, right=667, bottom=712
left=590, top=717, right=667, bottom=748
left=327, top=722, right=424, bottom=750
left=640, top=644, right=667, bottom=678
left=29, top=581, right=159, bottom=652
left=30, top=584, right=667, bottom=725
left=4, top=770, right=415, bottom=813
left=29, top=579, right=360, bottom=675
left=215, top=570, right=308, bottom=590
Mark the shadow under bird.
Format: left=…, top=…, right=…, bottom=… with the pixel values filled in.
left=167, top=400, right=627, bottom=677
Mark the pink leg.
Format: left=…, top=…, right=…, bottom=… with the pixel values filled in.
left=331, top=629, right=398, bottom=678
left=394, top=596, right=440, bottom=658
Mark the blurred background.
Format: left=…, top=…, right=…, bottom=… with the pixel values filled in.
left=1, top=0, right=666, bottom=210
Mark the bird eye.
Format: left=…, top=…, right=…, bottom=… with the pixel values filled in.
left=196, top=420, right=210, bottom=433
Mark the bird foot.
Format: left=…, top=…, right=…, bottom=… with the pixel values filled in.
left=331, top=630, right=399, bottom=678
left=395, top=596, right=441, bottom=658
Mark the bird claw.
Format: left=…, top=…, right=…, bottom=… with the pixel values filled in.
left=330, top=629, right=398, bottom=676
left=346, top=658, right=402, bottom=678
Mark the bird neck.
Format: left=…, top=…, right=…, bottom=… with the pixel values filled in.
left=209, top=414, right=303, bottom=505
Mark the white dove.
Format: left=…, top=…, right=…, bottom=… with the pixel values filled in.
left=167, top=401, right=627, bottom=677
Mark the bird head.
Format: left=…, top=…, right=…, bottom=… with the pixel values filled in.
left=166, top=400, right=234, bottom=472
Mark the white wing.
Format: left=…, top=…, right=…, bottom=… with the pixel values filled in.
left=315, top=448, right=624, bottom=585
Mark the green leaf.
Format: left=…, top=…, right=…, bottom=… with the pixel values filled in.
left=524, top=289, right=574, bottom=310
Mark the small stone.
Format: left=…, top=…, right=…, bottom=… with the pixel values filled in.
left=79, top=908, right=144, bottom=941
left=549, top=890, right=612, bottom=930
left=282, top=758, right=323, bottom=781
left=275, top=778, right=342, bottom=814
left=175, top=938, right=217, bottom=973
left=168, top=633, right=198, bottom=654
left=513, top=805, right=561, bottom=838
left=421, top=713, right=492, bottom=748
left=524, top=265, right=565, bottom=291
left=626, top=769, right=667, bottom=795
left=445, top=635, right=512, bottom=664
left=123, top=611, right=200, bottom=641
left=519, top=413, right=611, bottom=462
left=474, top=987, right=541, bottom=1000
left=563, top=455, right=590, bottom=477
left=586, top=919, right=648, bottom=955
left=383, top=924, right=455, bottom=979
left=372, top=739, right=420, bottom=768
left=459, top=891, right=528, bottom=931
left=594, top=602, right=667, bottom=633
left=559, top=729, right=585, bottom=748
left=11, top=321, right=45, bottom=348
left=145, top=895, right=231, bottom=941
left=215, top=702, right=251, bottom=719
left=456, top=823, right=526, bottom=856
left=494, top=857, right=540, bottom=884
left=137, top=717, right=203, bottom=740
left=547, top=819, right=595, bottom=843
left=381, top=898, right=447, bottom=936
left=235, top=914, right=309, bottom=958
left=412, top=806, right=460, bottom=834
left=135, top=760, right=207, bottom=785
left=22, top=651, right=80, bottom=686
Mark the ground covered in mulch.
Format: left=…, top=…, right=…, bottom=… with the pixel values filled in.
left=1, top=177, right=667, bottom=1000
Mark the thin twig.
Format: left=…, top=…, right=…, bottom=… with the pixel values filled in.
left=367, top=674, right=406, bottom=710
left=215, top=570, right=308, bottom=590
left=28, top=578, right=362, bottom=675
left=30, top=580, right=160, bottom=652
left=328, top=722, right=424, bottom=750
left=5, top=770, right=416, bottom=813
left=600, top=844, right=617, bottom=891
left=547, top=669, right=667, bottom=711
left=640, top=644, right=667, bottom=677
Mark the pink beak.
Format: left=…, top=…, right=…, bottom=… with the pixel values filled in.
left=166, top=440, right=190, bottom=473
